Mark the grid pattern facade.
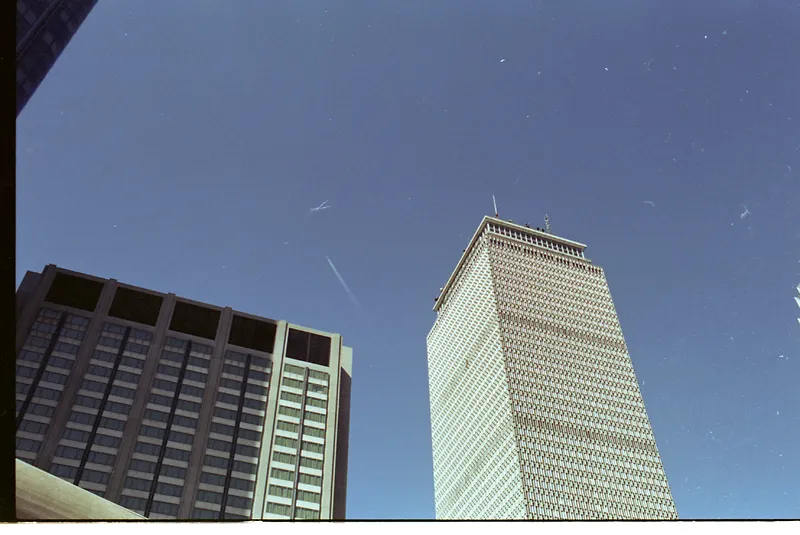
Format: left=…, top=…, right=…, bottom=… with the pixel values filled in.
left=191, top=349, right=271, bottom=520
left=427, top=238, right=526, bottom=519
left=427, top=217, right=677, bottom=520
left=262, top=363, right=328, bottom=520
left=14, top=265, right=352, bottom=520
left=16, top=307, right=91, bottom=462
left=16, top=0, right=99, bottom=116
left=49, top=322, right=150, bottom=497
left=118, top=337, right=213, bottom=518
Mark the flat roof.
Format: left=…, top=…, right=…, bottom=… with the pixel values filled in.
left=432, top=216, right=590, bottom=313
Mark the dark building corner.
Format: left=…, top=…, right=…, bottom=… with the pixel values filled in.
left=332, top=368, right=351, bottom=520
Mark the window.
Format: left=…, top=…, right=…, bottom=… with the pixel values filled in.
left=284, top=364, right=305, bottom=376
left=168, top=431, right=193, bottom=445
left=207, top=438, right=232, bottom=453
left=300, top=457, right=323, bottom=470
left=248, top=370, right=268, bottom=382
left=115, top=370, right=139, bottom=384
left=232, top=460, right=256, bottom=475
left=273, top=452, right=296, bottom=465
left=149, top=393, right=173, bottom=407
left=134, top=441, right=160, bottom=456
left=182, top=384, right=204, bottom=398
left=278, top=405, right=301, bottom=418
left=16, top=437, right=41, bottom=453
left=144, top=409, right=169, bottom=423
left=274, top=436, right=298, bottom=449
left=173, top=414, right=196, bottom=429
left=280, top=391, right=302, bottom=404
left=155, top=481, right=183, bottom=497
left=164, top=446, right=191, bottom=462
left=304, top=411, right=326, bottom=424
left=265, top=502, right=291, bottom=516
left=55, top=445, right=84, bottom=460
left=119, top=495, right=147, bottom=512
left=218, top=377, right=242, bottom=391
left=235, top=443, right=259, bottom=458
left=94, top=434, right=121, bottom=449
left=303, top=426, right=325, bottom=439
left=99, top=417, right=126, bottom=431
left=63, top=427, right=90, bottom=443
left=187, top=356, right=207, bottom=369
left=204, top=454, right=229, bottom=469
left=200, top=471, right=226, bottom=487
left=87, top=450, right=115, bottom=466
left=196, top=490, right=222, bottom=504
left=214, top=406, right=237, bottom=421
left=295, top=507, right=319, bottom=520
left=124, top=476, right=152, bottom=492
left=87, top=364, right=112, bottom=378
left=19, top=419, right=47, bottom=434
left=297, top=490, right=320, bottom=504
left=140, top=425, right=165, bottom=440
left=184, top=370, right=206, bottom=383
left=238, top=428, right=260, bottom=442
left=81, top=469, right=109, bottom=485
left=306, top=397, right=327, bottom=409
left=239, top=411, right=263, bottom=426
left=243, top=397, right=266, bottom=411
left=270, top=468, right=293, bottom=481
left=244, top=382, right=268, bottom=397
left=268, top=485, right=293, bottom=498
left=226, top=495, right=251, bottom=510
left=157, top=364, right=180, bottom=377
left=176, top=399, right=201, bottom=413
left=276, top=421, right=299, bottom=433
left=229, top=477, right=255, bottom=492
left=105, top=400, right=131, bottom=415
left=151, top=500, right=179, bottom=516
left=307, top=383, right=327, bottom=395
left=192, top=508, right=218, bottom=519
left=211, top=422, right=234, bottom=435
left=299, top=473, right=322, bottom=487
left=130, top=459, right=156, bottom=473
left=34, top=386, right=61, bottom=401
left=217, top=392, right=239, bottom=406
left=302, top=441, right=324, bottom=454
left=222, top=363, right=244, bottom=376
left=51, top=463, right=78, bottom=480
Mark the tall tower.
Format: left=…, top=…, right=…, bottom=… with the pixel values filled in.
left=16, top=0, right=99, bottom=117
left=15, top=265, right=351, bottom=520
left=426, top=216, right=676, bottom=520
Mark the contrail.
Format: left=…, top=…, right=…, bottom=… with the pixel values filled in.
left=325, top=256, right=363, bottom=310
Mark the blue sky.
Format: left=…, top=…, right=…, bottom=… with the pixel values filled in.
left=16, top=0, right=799, bottom=519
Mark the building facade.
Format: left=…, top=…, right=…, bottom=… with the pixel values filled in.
left=14, top=265, right=352, bottom=520
left=426, top=216, right=676, bottom=520
left=16, top=0, right=99, bottom=116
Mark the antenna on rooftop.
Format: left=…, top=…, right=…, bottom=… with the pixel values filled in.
left=544, top=214, right=551, bottom=233
left=492, top=194, right=498, bottom=217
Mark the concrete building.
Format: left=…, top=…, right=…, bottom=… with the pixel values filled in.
left=426, top=216, right=677, bottom=520
left=16, top=459, right=144, bottom=520
left=15, top=265, right=352, bottom=520
left=16, top=0, right=99, bottom=116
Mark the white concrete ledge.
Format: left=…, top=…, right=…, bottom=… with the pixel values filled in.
left=15, top=459, right=146, bottom=520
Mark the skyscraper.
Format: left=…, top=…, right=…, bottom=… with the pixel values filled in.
left=426, top=216, right=676, bottom=520
left=15, top=265, right=352, bottom=520
left=16, top=0, right=99, bottom=117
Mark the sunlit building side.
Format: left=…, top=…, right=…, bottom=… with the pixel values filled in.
left=426, top=216, right=677, bottom=519
left=15, top=265, right=351, bottom=520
